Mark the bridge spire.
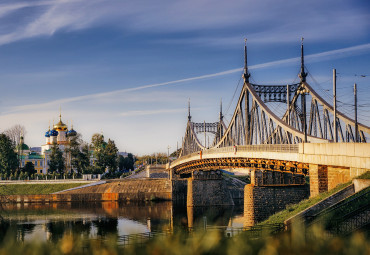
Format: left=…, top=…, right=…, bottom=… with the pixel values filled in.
left=188, top=98, right=191, bottom=122
left=243, top=38, right=250, bottom=83
left=299, top=37, right=307, bottom=83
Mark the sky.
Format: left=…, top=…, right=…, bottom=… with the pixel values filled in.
left=0, top=0, right=369, bottom=155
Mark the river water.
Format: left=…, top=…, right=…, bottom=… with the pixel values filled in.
left=0, top=202, right=245, bottom=243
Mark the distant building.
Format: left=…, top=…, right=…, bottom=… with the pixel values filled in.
left=118, top=152, right=128, bottom=157
left=19, top=152, right=45, bottom=174
left=30, top=147, right=41, bottom=153
left=17, top=136, right=45, bottom=174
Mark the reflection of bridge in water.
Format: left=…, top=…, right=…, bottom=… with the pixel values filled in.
left=168, top=40, right=370, bottom=223
left=0, top=201, right=244, bottom=244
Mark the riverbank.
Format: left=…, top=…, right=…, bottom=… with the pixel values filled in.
left=0, top=183, right=87, bottom=195
left=260, top=171, right=370, bottom=225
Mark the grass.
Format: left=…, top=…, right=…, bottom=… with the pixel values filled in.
left=0, top=223, right=368, bottom=255
left=259, top=181, right=352, bottom=225
left=0, top=183, right=86, bottom=195
left=259, top=171, right=370, bottom=225
left=356, top=171, right=370, bottom=179
left=319, top=186, right=370, bottom=222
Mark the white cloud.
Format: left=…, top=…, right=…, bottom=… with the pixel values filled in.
left=120, top=108, right=185, bottom=117
left=0, top=0, right=368, bottom=46
left=4, top=42, right=370, bottom=115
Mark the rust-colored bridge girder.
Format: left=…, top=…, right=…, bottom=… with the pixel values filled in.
left=172, top=157, right=308, bottom=176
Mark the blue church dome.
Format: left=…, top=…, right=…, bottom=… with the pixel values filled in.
left=45, top=130, right=50, bottom=137
left=67, top=129, right=77, bottom=137
left=49, top=129, right=58, bottom=136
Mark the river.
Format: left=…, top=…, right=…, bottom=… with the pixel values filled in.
left=0, top=201, right=245, bottom=243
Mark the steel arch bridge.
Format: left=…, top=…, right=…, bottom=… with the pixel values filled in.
left=172, top=40, right=370, bottom=176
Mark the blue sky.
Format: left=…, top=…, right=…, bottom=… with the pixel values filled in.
left=0, top=0, right=369, bottom=155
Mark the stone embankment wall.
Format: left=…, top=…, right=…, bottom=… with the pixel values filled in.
left=187, top=170, right=234, bottom=207
left=244, top=184, right=309, bottom=226
left=0, top=179, right=173, bottom=203
left=0, top=176, right=241, bottom=205
left=172, top=179, right=187, bottom=205
left=225, top=177, right=246, bottom=203
left=62, top=179, right=172, bottom=201
left=145, top=164, right=169, bottom=178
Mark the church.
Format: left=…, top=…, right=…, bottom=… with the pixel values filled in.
left=41, top=113, right=77, bottom=174
left=19, top=113, right=78, bottom=174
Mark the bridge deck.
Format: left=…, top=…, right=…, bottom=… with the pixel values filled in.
left=170, top=143, right=370, bottom=175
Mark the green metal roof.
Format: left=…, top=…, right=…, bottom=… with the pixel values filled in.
left=17, top=143, right=30, bottom=151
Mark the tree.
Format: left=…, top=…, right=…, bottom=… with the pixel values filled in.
left=91, top=133, right=105, bottom=151
left=22, top=162, right=35, bottom=178
left=66, top=134, right=90, bottom=175
left=170, top=148, right=181, bottom=158
left=118, top=153, right=135, bottom=171
left=3, top=124, right=26, bottom=147
left=49, top=144, right=65, bottom=174
left=0, top=134, right=18, bottom=175
left=105, top=139, right=118, bottom=172
left=90, top=134, right=119, bottom=174
left=79, top=144, right=91, bottom=174
left=91, top=133, right=107, bottom=173
left=136, top=153, right=168, bottom=166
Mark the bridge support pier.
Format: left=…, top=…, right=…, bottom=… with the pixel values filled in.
left=187, top=170, right=234, bottom=207
left=309, top=164, right=368, bottom=197
left=244, top=184, right=309, bottom=226
left=244, top=169, right=308, bottom=226
left=251, top=169, right=305, bottom=186
left=309, top=164, right=328, bottom=197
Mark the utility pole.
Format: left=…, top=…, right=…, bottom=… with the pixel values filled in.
left=333, top=69, right=337, bottom=142
left=204, top=120, right=206, bottom=148
left=354, top=83, right=358, bottom=142
left=286, top=84, right=290, bottom=125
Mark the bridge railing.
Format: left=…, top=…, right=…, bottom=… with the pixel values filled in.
left=206, top=144, right=299, bottom=154
left=174, top=144, right=299, bottom=164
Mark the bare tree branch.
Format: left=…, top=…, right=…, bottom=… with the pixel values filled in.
left=3, top=124, right=27, bottom=146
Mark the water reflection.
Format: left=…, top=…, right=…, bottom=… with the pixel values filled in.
left=0, top=202, right=244, bottom=243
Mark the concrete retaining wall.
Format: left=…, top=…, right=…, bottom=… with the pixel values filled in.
left=353, top=179, right=370, bottom=192
left=284, top=184, right=355, bottom=229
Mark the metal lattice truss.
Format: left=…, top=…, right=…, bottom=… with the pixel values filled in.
left=180, top=80, right=370, bottom=157
left=300, top=82, right=370, bottom=142
left=179, top=42, right=370, bottom=157
left=252, top=83, right=300, bottom=103
left=180, top=120, right=227, bottom=157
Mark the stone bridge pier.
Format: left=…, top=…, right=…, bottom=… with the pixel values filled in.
left=186, top=170, right=234, bottom=207
left=244, top=169, right=309, bottom=226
